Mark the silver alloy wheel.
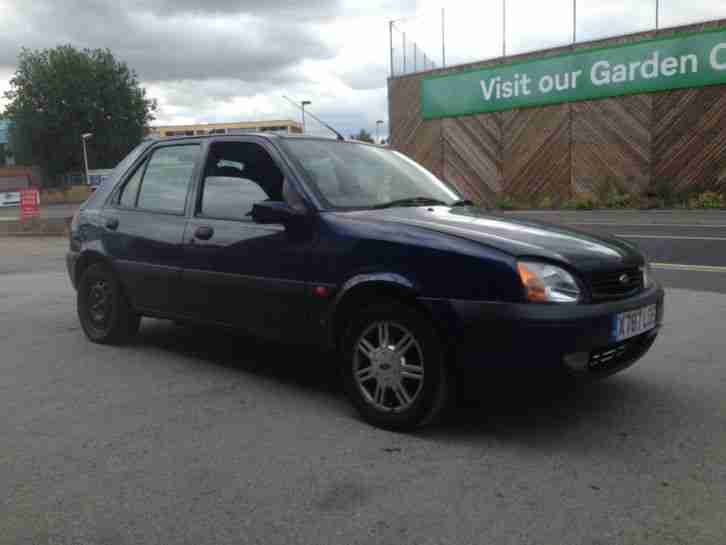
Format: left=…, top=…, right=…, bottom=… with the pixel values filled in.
left=353, top=320, right=425, bottom=412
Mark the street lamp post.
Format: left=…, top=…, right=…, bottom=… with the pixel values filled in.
left=81, top=133, right=93, bottom=185
left=301, top=100, right=311, bottom=133
left=376, top=120, right=384, bottom=144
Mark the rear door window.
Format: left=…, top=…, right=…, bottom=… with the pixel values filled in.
left=136, top=145, right=199, bottom=213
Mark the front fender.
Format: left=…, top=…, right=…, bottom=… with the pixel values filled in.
left=323, top=272, right=419, bottom=349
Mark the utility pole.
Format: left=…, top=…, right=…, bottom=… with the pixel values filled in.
left=301, top=100, right=311, bottom=133
left=573, top=0, right=577, bottom=44
left=376, top=120, right=384, bottom=144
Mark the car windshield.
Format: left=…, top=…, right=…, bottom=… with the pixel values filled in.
left=281, top=138, right=461, bottom=209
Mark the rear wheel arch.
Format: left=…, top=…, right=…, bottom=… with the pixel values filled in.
left=75, top=251, right=114, bottom=285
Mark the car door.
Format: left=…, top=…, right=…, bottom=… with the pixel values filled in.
left=180, top=138, right=321, bottom=342
left=101, top=142, right=202, bottom=315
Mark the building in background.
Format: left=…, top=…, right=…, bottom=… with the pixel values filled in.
left=148, top=119, right=303, bottom=138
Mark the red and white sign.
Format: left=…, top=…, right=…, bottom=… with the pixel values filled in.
left=20, top=188, right=40, bottom=219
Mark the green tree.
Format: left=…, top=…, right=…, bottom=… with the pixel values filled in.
left=350, top=129, right=375, bottom=143
left=3, top=45, right=156, bottom=185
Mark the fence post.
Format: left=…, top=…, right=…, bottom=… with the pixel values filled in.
left=389, top=20, right=394, bottom=76
left=656, top=0, right=659, bottom=30
left=403, top=32, right=407, bottom=73
left=502, top=0, right=506, bottom=56
left=441, top=8, right=446, bottom=68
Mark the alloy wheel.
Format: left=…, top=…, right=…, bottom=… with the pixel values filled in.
left=353, top=320, right=425, bottom=412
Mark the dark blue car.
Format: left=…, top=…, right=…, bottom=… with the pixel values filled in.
left=68, top=134, right=664, bottom=430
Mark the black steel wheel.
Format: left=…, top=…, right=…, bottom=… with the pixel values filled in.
left=77, top=263, right=140, bottom=344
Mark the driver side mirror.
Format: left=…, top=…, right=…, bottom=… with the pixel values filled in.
left=251, top=201, right=305, bottom=225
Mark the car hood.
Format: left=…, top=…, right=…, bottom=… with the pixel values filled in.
left=333, top=206, right=642, bottom=270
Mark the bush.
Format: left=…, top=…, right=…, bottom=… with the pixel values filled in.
left=651, top=178, right=676, bottom=207
left=537, top=195, right=554, bottom=209
left=496, top=195, right=518, bottom=210
left=603, top=191, right=631, bottom=209
left=689, top=191, right=725, bottom=209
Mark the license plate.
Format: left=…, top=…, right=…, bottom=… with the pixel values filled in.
left=613, top=305, right=657, bottom=342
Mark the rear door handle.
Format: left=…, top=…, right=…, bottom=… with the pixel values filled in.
left=194, top=225, right=214, bottom=240
left=105, top=217, right=119, bottom=230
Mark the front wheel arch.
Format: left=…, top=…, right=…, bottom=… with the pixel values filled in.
left=330, top=279, right=452, bottom=361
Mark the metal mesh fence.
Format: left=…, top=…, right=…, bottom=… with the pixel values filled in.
left=390, top=1, right=726, bottom=78
left=390, top=21, right=438, bottom=77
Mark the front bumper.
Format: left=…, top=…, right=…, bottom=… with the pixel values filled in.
left=421, top=284, right=665, bottom=378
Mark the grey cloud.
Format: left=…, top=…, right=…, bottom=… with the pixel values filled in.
left=336, top=64, right=388, bottom=90
left=131, top=0, right=341, bottom=19
left=0, top=0, right=338, bottom=84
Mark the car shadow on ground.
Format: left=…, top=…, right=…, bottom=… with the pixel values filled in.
left=134, top=318, right=677, bottom=443
left=135, top=318, right=343, bottom=396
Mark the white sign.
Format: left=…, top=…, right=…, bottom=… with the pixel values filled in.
left=0, top=191, right=20, bottom=207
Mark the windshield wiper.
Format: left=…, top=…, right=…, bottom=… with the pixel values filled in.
left=451, top=199, right=474, bottom=207
left=372, top=197, right=449, bottom=209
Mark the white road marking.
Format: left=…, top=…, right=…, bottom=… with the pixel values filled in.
left=569, top=222, right=726, bottom=228
left=652, top=263, right=726, bottom=273
left=615, top=234, right=726, bottom=241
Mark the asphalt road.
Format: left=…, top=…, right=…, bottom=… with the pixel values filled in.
left=1, top=233, right=726, bottom=545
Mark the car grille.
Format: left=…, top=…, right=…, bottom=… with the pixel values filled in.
left=589, top=266, right=643, bottom=302
left=587, top=330, right=657, bottom=374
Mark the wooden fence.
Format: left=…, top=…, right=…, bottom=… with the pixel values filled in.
left=388, top=19, right=726, bottom=205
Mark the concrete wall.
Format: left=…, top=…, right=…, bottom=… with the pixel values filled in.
left=388, top=18, right=726, bottom=206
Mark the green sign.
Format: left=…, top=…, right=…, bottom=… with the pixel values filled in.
left=422, top=27, right=726, bottom=119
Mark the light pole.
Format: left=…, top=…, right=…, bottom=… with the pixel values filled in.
left=301, top=100, right=311, bottom=133
left=81, top=133, right=93, bottom=185
left=376, top=120, right=384, bottom=144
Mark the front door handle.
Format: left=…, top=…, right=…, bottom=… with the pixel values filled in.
left=105, top=217, right=119, bottom=230
left=194, top=225, right=214, bottom=240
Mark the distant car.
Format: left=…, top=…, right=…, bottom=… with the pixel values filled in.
left=67, top=134, right=664, bottom=430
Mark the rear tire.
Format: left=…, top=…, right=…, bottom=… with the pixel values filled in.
left=341, top=299, right=449, bottom=431
left=77, top=263, right=140, bottom=344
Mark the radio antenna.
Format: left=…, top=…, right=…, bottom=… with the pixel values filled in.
left=282, top=96, right=345, bottom=141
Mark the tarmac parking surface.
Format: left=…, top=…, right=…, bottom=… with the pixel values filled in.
left=1, top=211, right=725, bottom=544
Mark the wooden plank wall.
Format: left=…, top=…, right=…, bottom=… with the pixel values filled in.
left=388, top=19, right=726, bottom=205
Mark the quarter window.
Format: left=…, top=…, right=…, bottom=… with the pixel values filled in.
left=136, top=145, right=199, bottom=213
left=119, top=162, right=145, bottom=207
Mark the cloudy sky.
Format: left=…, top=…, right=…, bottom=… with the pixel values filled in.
left=1, top=0, right=725, bottom=140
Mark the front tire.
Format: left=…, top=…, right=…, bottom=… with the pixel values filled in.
left=77, top=263, right=140, bottom=344
left=341, top=300, right=448, bottom=431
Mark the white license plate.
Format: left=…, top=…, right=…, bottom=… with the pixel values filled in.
left=613, top=305, right=657, bottom=342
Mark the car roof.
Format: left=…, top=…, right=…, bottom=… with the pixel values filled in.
left=151, top=132, right=346, bottom=144
left=151, top=133, right=383, bottom=147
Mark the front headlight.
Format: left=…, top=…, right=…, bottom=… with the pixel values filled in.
left=517, top=260, right=582, bottom=303
left=640, top=261, right=653, bottom=289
